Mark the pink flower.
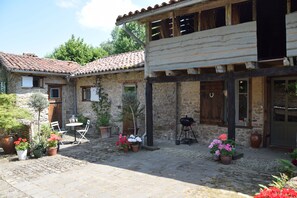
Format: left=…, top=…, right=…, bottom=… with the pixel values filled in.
left=215, top=150, right=220, bottom=156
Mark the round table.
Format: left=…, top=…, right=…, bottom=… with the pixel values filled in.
left=66, top=122, right=83, bottom=143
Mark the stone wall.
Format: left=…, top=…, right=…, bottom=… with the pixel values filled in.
left=76, top=71, right=145, bottom=134
left=152, top=77, right=265, bottom=147
left=6, top=73, right=74, bottom=129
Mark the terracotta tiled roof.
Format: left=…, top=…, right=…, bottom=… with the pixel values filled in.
left=73, top=50, right=144, bottom=76
left=116, top=0, right=184, bottom=24
left=0, top=52, right=81, bottom=74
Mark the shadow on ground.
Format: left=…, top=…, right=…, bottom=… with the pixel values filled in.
left=55, top=131, right=288, bottom=196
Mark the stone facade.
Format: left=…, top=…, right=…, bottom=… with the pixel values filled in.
left=152, top=77, right=265, bottom=147
left=76, top=71, right=145, bottom=134
left=5, top=72, right=74, bottom=128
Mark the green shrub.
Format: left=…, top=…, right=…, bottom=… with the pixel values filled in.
left=0, top=94, right=31, bottom=135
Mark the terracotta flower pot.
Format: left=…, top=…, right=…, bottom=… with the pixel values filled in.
left=99, top=126, right=111, bottom=138
left=220, top=155, right=232, bottom=165
left=48, top=147, right=58, bottom=156
left=131, top=144, right=140, bottom=152
left=0, top=136, right=16, bottom=154
left=250, top=132, right=262, bottom=148
left=123, top=146, right=129, bottom=153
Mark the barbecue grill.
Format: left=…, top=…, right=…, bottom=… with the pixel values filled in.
left=176, top=115, right=198, bottom=145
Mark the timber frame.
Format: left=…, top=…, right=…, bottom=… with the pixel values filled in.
left=117, top=0, right=297, bottom=147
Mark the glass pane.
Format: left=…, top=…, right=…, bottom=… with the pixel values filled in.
left=83, top=88, right=91, bottom=101
left=288, top=80, right=297, bottom=122
left=238, top=94, right=248, bottom=121
left=33, top=77, right=40, bottom=87
left=273, top=80, right=286, bottom=121
left=50, top=88, right=60, bottom=98
left=238, top=80, right=248, bottom=93
left=124, top=86, right=136, bottom=93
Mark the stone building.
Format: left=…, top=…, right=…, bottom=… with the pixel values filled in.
left=116, top=0, right=297, bottom=148
left=0, top=52, right=80, bottom=127
left=0, top=51, right=145, bottom=136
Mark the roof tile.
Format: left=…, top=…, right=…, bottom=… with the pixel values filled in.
left=0, top=52, right=80, bottom=74
left=73, top=50, right=144, bottom=76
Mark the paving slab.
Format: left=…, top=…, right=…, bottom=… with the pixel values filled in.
left=0, top=133, right=289, bottom=197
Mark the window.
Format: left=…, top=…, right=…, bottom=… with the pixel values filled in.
left=50, top=88, right=60, bottom=99
left=200, top=7, right=226, bottom=31
left=232, top=1, right=253, bottom=25
left=82, top=87, right=99, bottom=101
left=21, top=76, right=43, bottom=88
left=235, top=79, right=249, bottom=126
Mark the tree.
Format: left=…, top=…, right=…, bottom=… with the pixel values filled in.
left=48, top=35, right=108, bottom=65
left=104, top=22, right=145, bottom=55
left=28, top=93, right=49, bottom=134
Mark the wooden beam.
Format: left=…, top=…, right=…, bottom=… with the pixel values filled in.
left=245, top=62, right=258, bottom=69
left=225, top=3, right=232, bottom=26
left=165, top=70, right=178, bottom=76
left=148, top=65, right=297, bottom=83
left=215, top=65, right=226, bottom=73
left=252, top=0, right=256, bottom=21
left=146, top=81, right=153, bottom=146
left=227, top=72, right=236, bottom=140
left=287, top=0, right=291, bottom=14
left=187, top=68, right=199, bottom=75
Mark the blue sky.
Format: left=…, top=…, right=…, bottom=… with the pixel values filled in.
left=0, top=0, right=162, bottom=57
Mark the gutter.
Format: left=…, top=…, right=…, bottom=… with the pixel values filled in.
left=116, top=0, right=207, bottom=25
left=70, top=67, right=144, bottom=78
left=10, top=69, right=70, bottom=76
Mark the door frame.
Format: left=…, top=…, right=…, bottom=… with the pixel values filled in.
left=48, top=84, right=63, bottom=127
left=269, top=76, right=297, bottom=148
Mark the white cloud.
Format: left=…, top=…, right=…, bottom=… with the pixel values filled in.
left=56, top=0, right=80, bottom=8
left=77, top=0, right=139, bottom=31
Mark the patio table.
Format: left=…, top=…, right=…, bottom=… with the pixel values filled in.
left=66, top=122, right=83, bottom=144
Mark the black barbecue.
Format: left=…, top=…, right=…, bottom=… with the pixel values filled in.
left=176, top=115, right=198, bottom=145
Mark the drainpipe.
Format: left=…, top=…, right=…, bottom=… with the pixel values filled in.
left=122, top=23, right=145, bottom=47
left=73, top=78, right=77, bottom=116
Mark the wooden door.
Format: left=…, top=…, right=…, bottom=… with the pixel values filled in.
left=48, top=85, right=62, bottom=127
left=271, top=78, right=297, bottom=148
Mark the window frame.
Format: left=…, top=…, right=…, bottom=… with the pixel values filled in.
left=21, top=76, right=44, bottom=88
left=235, top=78, right=250, bottom=126
left=82, top=86, right=99, bottom=102
left=49, top=88, right=60, bottom=99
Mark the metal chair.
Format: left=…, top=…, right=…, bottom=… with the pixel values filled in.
left=50, top=121, right=68, bottom=144
left=76, top=120, right=90, bottom=144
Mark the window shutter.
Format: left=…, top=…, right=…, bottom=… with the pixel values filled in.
left=200, top=81, right=224, bottom=125
left=22, top=76, right=33, bottom=87
left=90, top=87, right=99, bottom=101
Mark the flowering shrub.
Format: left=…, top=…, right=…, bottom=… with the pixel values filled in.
left=208, top=133, right=235, bottom=157
left=116, top=134, right=129, bottom=149
left=127, top=135, right=142, bottom=145
left=254, top=187, right=297, bottom=198
left=47, top=134, right=61, bottom=148
left=14, top=138, right=29, bottom=151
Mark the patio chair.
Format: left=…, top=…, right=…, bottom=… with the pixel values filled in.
left=76, top=120, right=90, bottom=144
left=51, top=121, right=68, bottom=144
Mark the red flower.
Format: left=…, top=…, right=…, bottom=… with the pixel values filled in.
left=292, top=159, right=297, bottom=166
left=14, top=140, right=20, bottom=145
left=254, top=187, right=297, bottom=198
left=219, top=134, right=227, bottom=141
left=22, top=138, right=27, bottom=142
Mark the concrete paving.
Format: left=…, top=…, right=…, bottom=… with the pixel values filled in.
left=0, top=132, right=289, bottom=198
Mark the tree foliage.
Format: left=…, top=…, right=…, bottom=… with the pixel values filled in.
left=48, top=35, right=108, bottom=65
left=102, top=22, right=145, bottom=55
left=0, top=94, right=31, bottom=135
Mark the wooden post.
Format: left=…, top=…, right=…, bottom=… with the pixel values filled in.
left=146, top=80, right=153, bottom=146
left=227, top=72, right=235, bottom=140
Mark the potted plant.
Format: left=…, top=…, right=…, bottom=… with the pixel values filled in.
left=47, top=133, right=61, bottom=156
left=92, top=88, right=112, bottom=138
left=14, top=137, right=29, bottom=160
left=0, top=94, right=31, bottom=154
left=208, top=133, right=235, bottom=164
left=116, top=134, right=129, bottom=152
left=118, top=92, right=144, bottom=136
left=127, top=134, right=142, bottom=152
